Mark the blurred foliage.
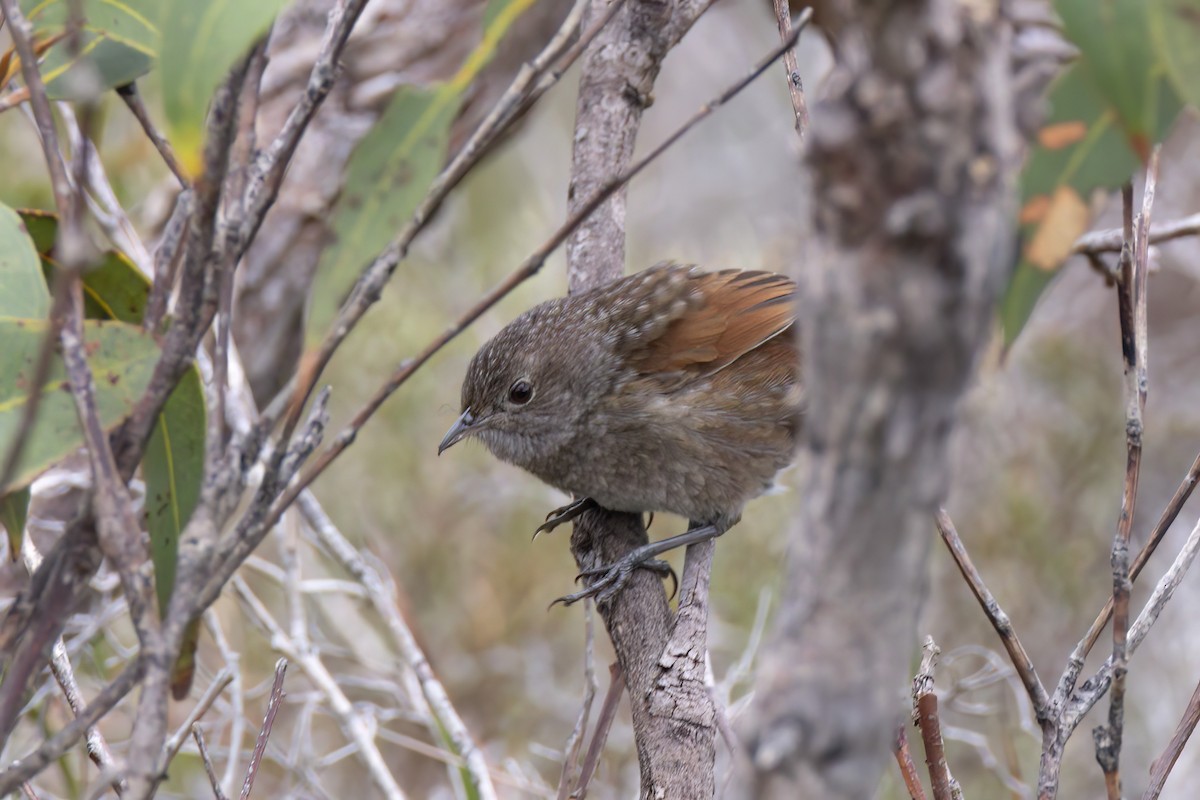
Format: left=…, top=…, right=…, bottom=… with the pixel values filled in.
left=157, top=0, right=293, bottom=175
left=17, top=0, right=157, bottom=100
left=0, top=314, right=160, bottom=493
left=308, top=0, right=539, bottom=343
left=1003, top=0, right=1184, bottom=346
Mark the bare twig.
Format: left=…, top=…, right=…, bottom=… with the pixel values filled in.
left=1143, top=674, right=1200, bottom=799
left=574, top=663, right=626, bottom=798
left=770, top=1, right=809, bottom=138
left=296, top=492, right=492, bottom=798
left=935, top=510, right=1050, bottom=721
left=204, top=609, right=246, bottom=797
left=144, top=190, right=194, bottom=333
left=1096, top=150, right=1157, bottom=799
left=240, top=658, right=288, bottom=800
left=893, top=723, right=929, bottom=800
left=259, top=16, right=811, bottom=531
left=232, top=577, right=407, bottom=800
left=0, top=659, right=144, bottom=794
left=193, top=726, right=231, bottom=800
left=239, top=0, right=370, bottom=251
left=18, top=538, right=123, bottom=795
left=1075, top=448, right=1200, bottom=666
left=556, top=601, right=598, bottom=800
left=117, top=82, right=188, bottom=187
left=1073, top=211, right=1200, bottom=255
left=164, top=670, right=235, bottom=766
left=912, top=638, right=960, bottom=800
left=1125, top=517, right=1200, bottom=666
left=1046, top=515, right=1200, bottom=798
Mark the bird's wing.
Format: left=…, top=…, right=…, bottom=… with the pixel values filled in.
left=629, top=269, right=796, bottom=377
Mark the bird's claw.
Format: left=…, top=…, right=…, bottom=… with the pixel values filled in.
left=532, top=497, right=598, bottom=540
left=551, top=556, right=676, bottom=608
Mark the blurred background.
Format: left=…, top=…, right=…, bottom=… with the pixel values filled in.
left=3, top=0, right=1200, bottom=797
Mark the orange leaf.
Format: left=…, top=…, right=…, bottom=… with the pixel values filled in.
left=1019, top=194, right=1052, bottom=225
left=1025, top=186, right=1090, bottom=270
left=1037, top=121, right=1089, bottom=149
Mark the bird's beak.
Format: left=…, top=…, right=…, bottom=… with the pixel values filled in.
left=438, top=409, right=477, bottom=455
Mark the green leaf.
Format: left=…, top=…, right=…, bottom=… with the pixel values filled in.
left=1150, top=0, right=1200, bottom=109
left=0, top=317, right=160, bottom=493
left=0, top=205, right=50, bottom=318
left=21, top=211, right=207, bottom=651
left=18, top=209, right=58, bottom=254
left=1002, top=7, right=1183, bottom=346
left=1, top=486, right=30, bottom=560
left=1056, top=0, right=1171, bottom=154
left=17, top=0, right=158, bottom=100
left=142, top=367, right=204, bottom=616
left=306, top=0, right=538, bottom=343
left=157, top=0, right=291, bottom=177
left=18, top=209, right=152, bottom=322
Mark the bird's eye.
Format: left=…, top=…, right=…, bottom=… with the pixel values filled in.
left=508, top=379, right=534, bottom=405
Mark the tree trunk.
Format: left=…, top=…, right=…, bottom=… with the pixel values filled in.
left=736, top=1, right=1021, bottom=796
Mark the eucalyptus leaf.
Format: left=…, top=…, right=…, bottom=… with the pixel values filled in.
left=308, top=0, right=538, bottom=342
left=157, top=0, right=291, bottom=176
left=0, top=318, right=160, bottom=493
left=0, top=204, right=49, bottom=318
left=17, top=0, right=158, bottom=100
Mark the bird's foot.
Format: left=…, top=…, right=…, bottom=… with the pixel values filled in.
left=532, top=496, right=598, bottom=540
left=552, top=550, right=677, bottom=607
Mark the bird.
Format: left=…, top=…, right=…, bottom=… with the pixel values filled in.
left=438, top=262, right=801, bottom=604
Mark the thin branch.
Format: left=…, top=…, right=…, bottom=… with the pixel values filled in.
left=204, top=609, right=246, bottom=797
left=1049, top=514, right=1200, bottom=776
left=163, top=670, right=235, bottom=767
left=912, top=638, right=960, bottom=800
left=1143, top=674, right=1200, bottom=800
left=18, top=537, right=123, bottom=795
left=0, top=0, right=84, bottom=495
left=117, top=82, right=188, bottom=188
left=1096, top=149, right=1157, bottom=799
left=239, top=0, right=370, bottom=251
left=1073, top=448, right=1200, bottom=669
left=144, top=190, right=194, bottom=333
left=240, top=658, right=288, bottom=800
left=259, top=16, right=811, bottom=531
left=935, top=510, right=1050, bottom=721
left=295, top=492, right=494, bottom=799
left=574, top=663, right=625, bottom=798
left=770, top=1, right=809, bottom=139
left=193, top=726, right=230, bottom=800
left=0, top=659, right=144, bottom=794
left=893, top=723, right=929, bottom=800
left=1073, top=211, right=1200, bottom=255
left=232, top=577, right=407, bottom=800
left=556, top=601, right=598, bottom=800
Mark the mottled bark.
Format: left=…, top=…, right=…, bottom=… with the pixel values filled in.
left=736, top=1, right=1021, bottom=796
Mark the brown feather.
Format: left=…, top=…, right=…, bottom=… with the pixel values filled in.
left=630, top=269, right=796, bottom=376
